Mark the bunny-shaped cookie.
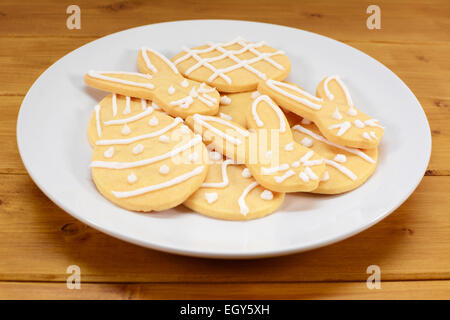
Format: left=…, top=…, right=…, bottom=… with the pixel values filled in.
left=258, top=75, right=384, bottom=149
left=185, top=95, right=326, bottom=193
left=84, top=48, right=220, bottom=119
left=88, top=93, right=209, bottom=211
left=184, top=160, right=284, bottom=220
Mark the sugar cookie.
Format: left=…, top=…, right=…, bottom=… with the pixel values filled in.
left=172, top=37, right=291, bottom=92
left=89, top=98, right=209, bottom=211
left=184, top=160, right=284, bottom=220
left=84, top=49, right=220, bottom=119
left=186, top=95, right=327, bottom=192
left=217, top=91, right=260, bottom=128
left=258, top=75, right=384, bottom=149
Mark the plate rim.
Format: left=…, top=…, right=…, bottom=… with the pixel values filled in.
left=16, top=19, right=432, bottom=259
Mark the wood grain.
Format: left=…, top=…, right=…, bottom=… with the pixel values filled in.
left=0, top=174, right=448, bottom=283
left=1, top=280, right=449, bottom=300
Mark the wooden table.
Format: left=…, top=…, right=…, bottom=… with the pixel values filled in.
left=1, top=0, right=449, bottom=300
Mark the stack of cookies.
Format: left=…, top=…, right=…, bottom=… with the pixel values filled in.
left=85, top=37, right=383, bottom=220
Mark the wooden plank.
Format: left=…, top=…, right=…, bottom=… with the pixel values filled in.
left=0, top=280, right=449, bottom=299
left=1, top=38, right=450, bottom=98
left=0, top=0, right=449, bottom=42
left=6, top=94, right=449, bottom=174
left=0, top=174, right=448, bottom=283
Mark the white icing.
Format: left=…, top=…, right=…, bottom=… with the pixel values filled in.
left=252, top=95, right=286, bottom=132
left=265, top=150, right=272, bottom=160
left=96, top=117, right=183, bottom=145
left=104, top=146, right=114, bottom=158
left=334, top=154, right=347, bottom=163
left=251, top=91, right=261, bottom=99
left=123, top=96, right=131, bottom=114
left=261, top=163, right=290, bottom=175
left=265, top=79, right=323, bottom=110
left=364, top=119, right=383, bottom=128
left=112, top=166, right=205, bottom=198
left=121, top=124, right=131, bottom=135
left=300, top=151, right=314, bottom=163
left=220, top=95, right=231, bottom=105
left=104, top=107, right=153, bottom=125
left=209, top=151, right=222, bottom=161
left=238, top=181, right=259, bottom=216
left=141, top=99, right=147, bottom=110
left=112, top=93, right=118, bottom=117
left=159, top=135, right=170, bottom=143
left=305, top=167, right=318, bottom=180
left=363, top=132, right=372, bottom=140
left=94, top=104, right=102, bottom=137
left=300, top=137, right=313, bottom=147
left=370, top=131, right=377, bottom=139
left=324, top=75, right=354, bottom=107
left=332, top=107, right=343, bottom=120
left=321, top=171, right=330, bottom=182
left=140, top=47, right=180, bottom=75
left=354, top=119, right=365, bottom=128
left=91, top=135, right=202, bottom=169
left=328, top=121, right=351, bottom=136
left=274, top=169, right=295, bottom=183
left=324, top=159, right=357, bottom=181
left=347, top=107, right=357, bottom=116
left=148, top=116, right=159, bottom=126
left=170, top=95, right=194, bottom=109
left=260, top=190, right=273, bottom=200
left=181, top=79, right=189, bottom=87
left=168, top=86, right=175, bottom=95
left=88, top=70, right=154, bottom=90
left=192, top=114, right=249, bottom=145
left=174, top=37, right=284, bottom=84
left=159, top=164, right=170, bottom=175
left=140, top=47, right=158, bottom=73
left=219, top=113, right=232, bottom=121
left=204, top=192, right=218, bottom=204
left=284, top=142, right=294, bottom=151
left=127, top=172, right=137, bottom=184
left=188, top=152, right=199, bottom=162
left=241, top=168, right=252, bottom=178
left=201, top=159, right=233, bottom=188
left=132, top=144, right=144, bottom=155
left=299, top=171, right=309, bottom=182
left=151, top=102, right=161, bottom=110
left=292, top=124, right=376, bottom=163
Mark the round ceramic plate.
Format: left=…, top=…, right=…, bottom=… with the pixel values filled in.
left=17, top=20, right=431, bottom=259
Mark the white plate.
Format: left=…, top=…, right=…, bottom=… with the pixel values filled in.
left=17, top=20, right=431, bottom=259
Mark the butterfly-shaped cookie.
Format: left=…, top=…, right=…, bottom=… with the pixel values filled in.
left=84, top=49, right=220, bottom=119
left=258, top=75, right=384, bottom=149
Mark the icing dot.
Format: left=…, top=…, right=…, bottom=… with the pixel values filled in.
left=354, top=119, right=365, bottom=128
left=127, top=172, right=137, bottom=184
left=347, top=107, right=357, bottom=116
left=299, top=171, right=310, bottom=182
left=370, top=131, right=377, bottom=139
left=104, top=146, right=114, bottom=158
left=321, top=171, right=330, bottom=182
left=159, top=164, right=170, bottom=175
left=121, top=124, right=131, bottom=135
left=132, top=144, right=144, bottom=155
left=363, top=132, right=372, bottom=140
left=260, top=190, right=273, bottom=200
left=159, top=135, right=170, bottom=143
left=301, top=137, right=313, bottom=147
left=188, top=152, right=199, bottom=162
left=332, top=107, right=343, bottom=120
left=251, top=91, right=261, bottom=99
left=148, top=116, right=159, bottom=126
left=301, top=118, right=311, bottom=125
left=220, top=95, right=231, bottom=105
left=168, top=86, right=175, bottom=95
left=284, top=142, right=294, bottom=151
left=219, top=112, right=232, bottom=121
left=209, top=151, right=222, bottom=161
left=181, top=79, right=189, bottom=87
left=334, top=154, right=347, bottom=163
left=242, top=168, right=252, bottom=178
left=189, top=87, right=198, bottom=98
left=204, top=192, right=218, bottom=204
